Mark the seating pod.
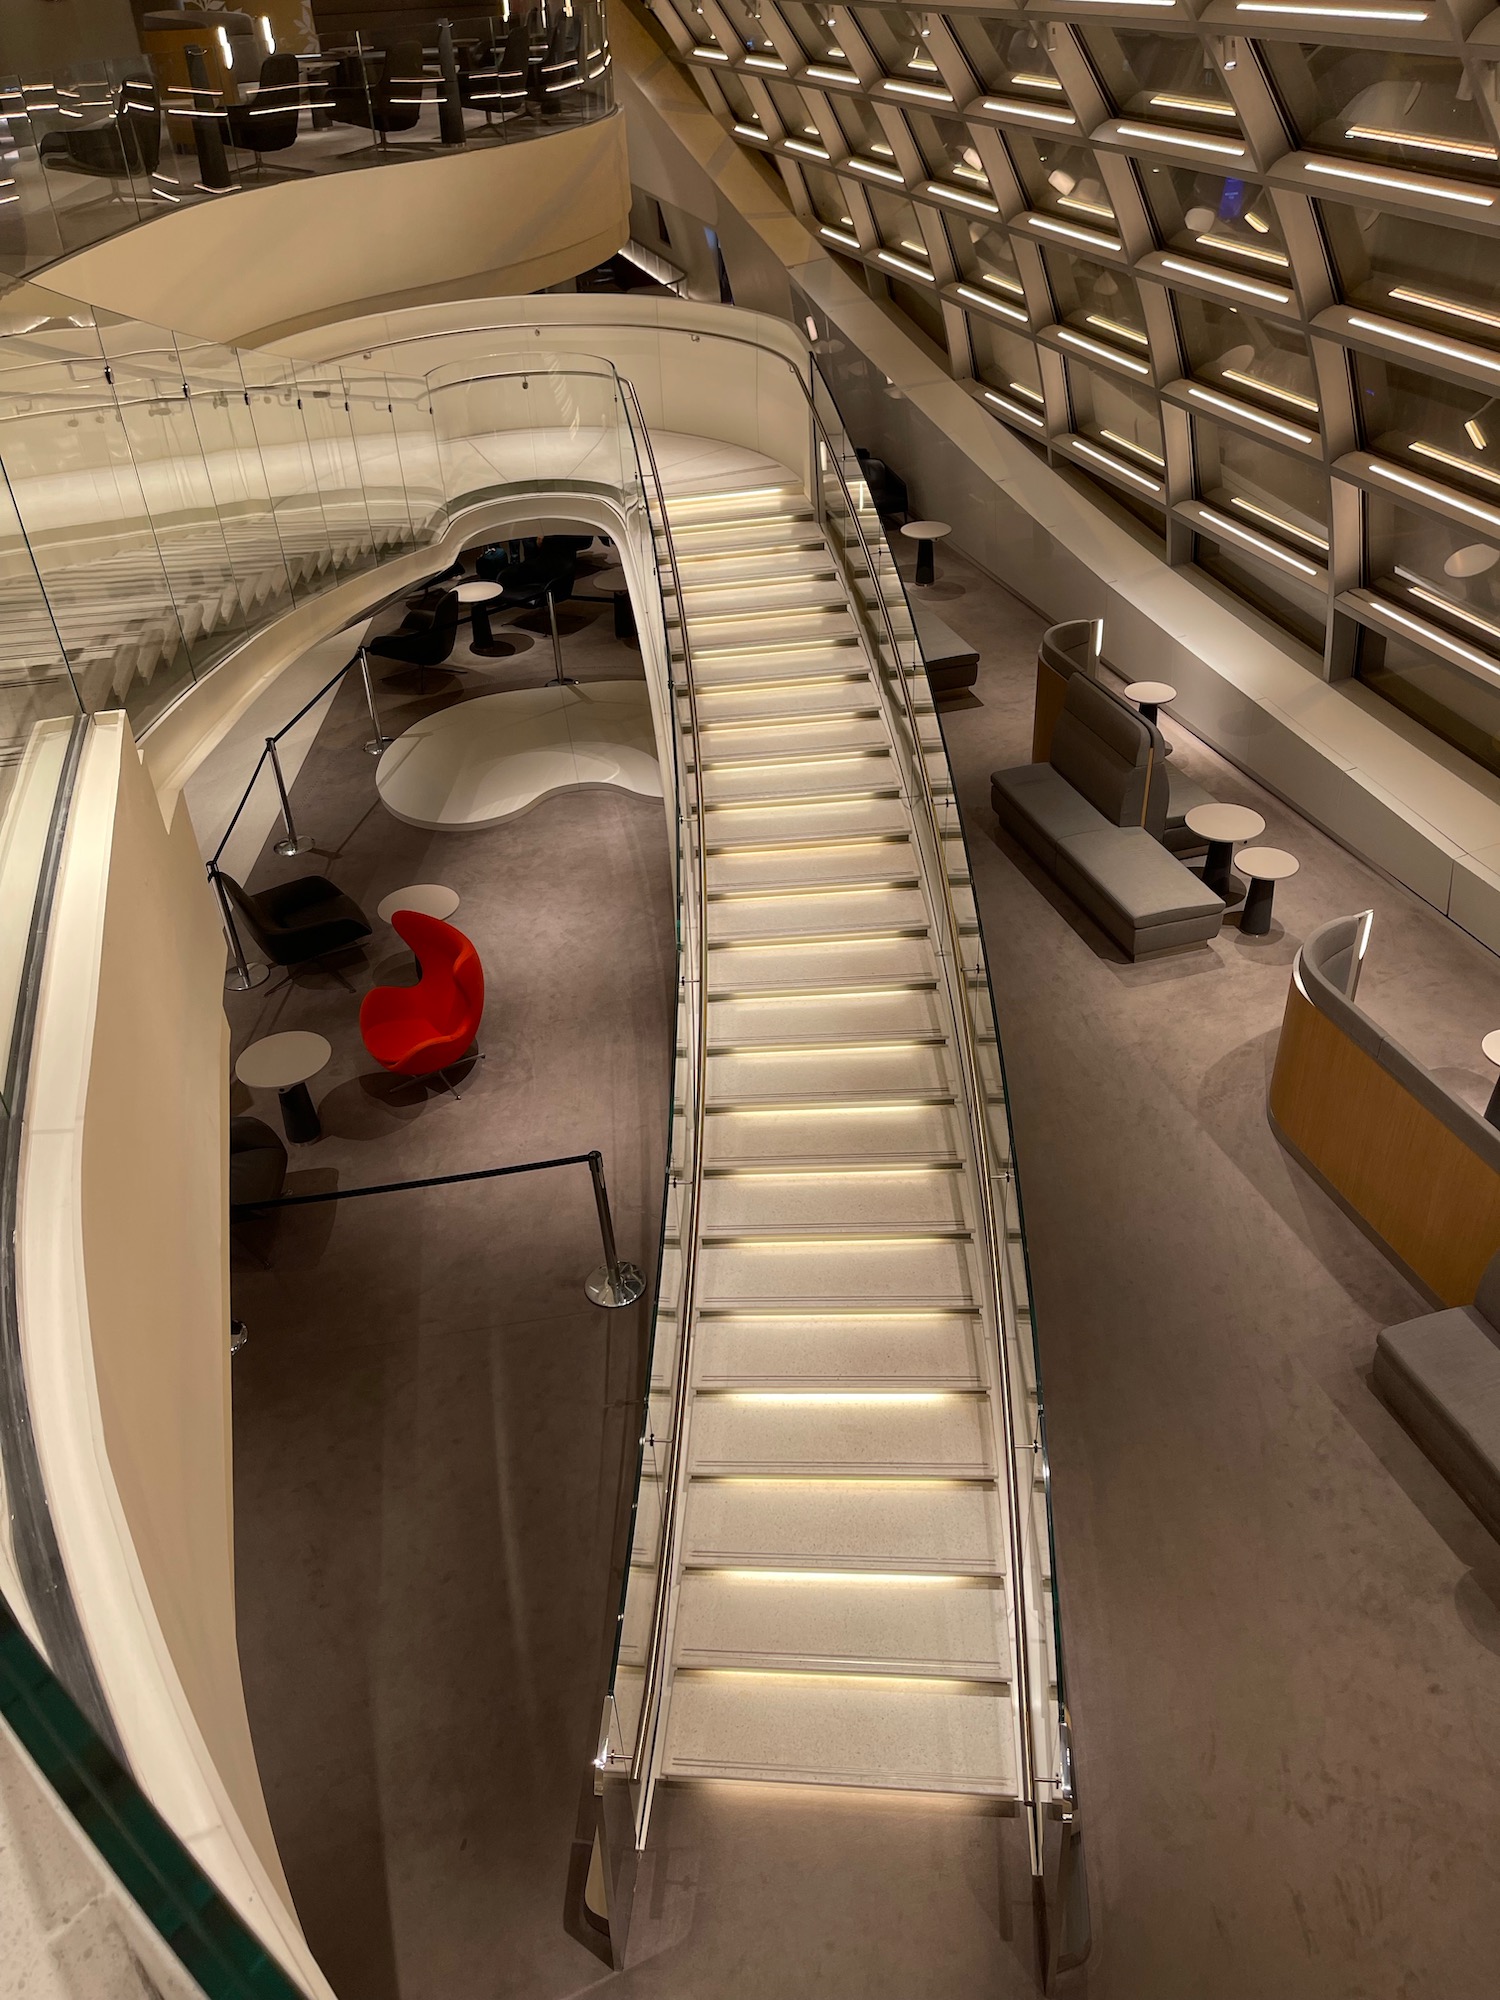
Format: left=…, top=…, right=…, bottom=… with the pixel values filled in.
left=360, top=910, right=485, bottom=1077
left=1269, top=911, right=1500, bottom=1306
left=1031, top=617, right=1214, bottom=855
left=1376, top=1253, right=1500, bottom=1543
left=991, top=673, right=1223, bottom=959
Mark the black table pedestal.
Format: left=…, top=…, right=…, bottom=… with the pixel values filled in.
left=469, top=602, right=518, bottom=658
left=1240, top=876, right=1277, bottom=937
left=915, top=539, right=936, bottom=587
left=278, top=1080, right=321, bottom=1145
left=1202, top=839, right=1238, bottom=901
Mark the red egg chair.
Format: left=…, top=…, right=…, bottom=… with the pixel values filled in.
left=359, top=910, right=485, bottom=1079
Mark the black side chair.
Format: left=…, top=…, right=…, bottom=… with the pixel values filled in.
left=536, top=11, right=581, bottom=113
left=855, top=448, right=910, bottom=528
left=366, top=587, right=462, bottom=689
left=40, top=74, right=162, bottom=182
left=219, top=872, right=372, bottom=968
left=496, top=14, right=533, bottom=117
left=330, top=41, right=426, bottom=143
left=229, top=1116, right=288, bottom=1208
left=225, top=53, right=307, bottom=178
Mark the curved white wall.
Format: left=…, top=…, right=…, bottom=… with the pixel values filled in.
left=44, top=115, right=631, bottom=348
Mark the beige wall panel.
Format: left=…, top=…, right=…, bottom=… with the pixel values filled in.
left=44, top=114, right=630, bottom=346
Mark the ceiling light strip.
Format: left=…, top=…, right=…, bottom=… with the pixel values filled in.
left=849, top=157, right=905, bottom=183
left=1409, top=440, right=1500, bottom=490
left=1196, top=506, right=1319, bottom=576
left=1304, top=159, right=1492, bottom=208
left=1365, top=459, right=1500, bottom=531
left=1056, top=328, right=1150, bottom=376
left=1221, top=368, right=1319, bottom=413
left=1347, top=311, right=1500, bottom=379
left=1071, top=439, right=1164, bottom=494
left=1195, top=231, right=1290, bottom=268
left=1229, top=496, right=1329, bottom=549
left=1399, top=577, right=1500, bottom=644
left=1027, top=214, right=1122, bottom=253
left=1185, top=384, right=1315, bottom=444
left=1344, top=124, right=1496, bottom=163
left=1370, top=600, right=1500, bottom=679
left=957, top=284, right=1028, bottom=324
left=981, top=97, right=1075, bottom=127
left=1388, top=286, right=1500, bottom=335
left=984, top=389, right=1046, bottom=428
left=924, top=181, right=999, bottom=213
left=878, top=250, right=936, bottom=283
left=805, top=67, right=860, bottom=85
left=1115, top=121, right=1246, bottom=159
left=1160, top=255, right=1291, bottom=304
left=883, top=80, right=952, bottom=102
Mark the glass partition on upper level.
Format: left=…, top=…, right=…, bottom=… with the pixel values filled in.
left=0, top=3, right=612, bottom=288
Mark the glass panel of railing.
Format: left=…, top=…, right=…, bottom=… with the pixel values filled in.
left=173, top=331, right=299, bottom=644
left=804, top=359, right=1072, bottom=1848
left=0, top=297, right=194, bottom=735
left=425, top=357, right=628, bottom=507
left=0, top=16, right=614, bottom=290
left=385, top=375, right=447, bottom=543
left=293, top=362, right=379, bottom=582
left=235, top=352, right=337, bottom=605
left=340, top=367, right=417, bottom=551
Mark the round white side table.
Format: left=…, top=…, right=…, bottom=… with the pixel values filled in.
left=1123, top=680, right=1176, bottom=726
left=900, top=520, right=951, bottom=588
left=1235, top=846, right=1298, bottom=936
left=1481, top=1030, right=1500, bottom=1127
left=1184, top=803, right=1266, bottom=900
left=376, top=884, right=460, bottom=924
left=235, top=1031, right=332, bottom=1145
left=454, top=578, right=513, bottom=656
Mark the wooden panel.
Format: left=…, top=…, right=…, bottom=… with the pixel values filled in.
left=1032, top=659, right=1069, bottom=764
left=1269, top=982, right=1500, bottom=1305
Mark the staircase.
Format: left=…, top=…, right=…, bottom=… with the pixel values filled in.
left=635, top=468, right=1032, bottom=1805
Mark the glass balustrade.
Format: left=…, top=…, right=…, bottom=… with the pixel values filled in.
left=0, top=1, right=613, bottom=289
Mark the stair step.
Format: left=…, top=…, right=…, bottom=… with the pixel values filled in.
left=683, top=1472, right=1006, bottom=1571
left=699, top=1171, right=971, bottom=1231
left=692, top=1310, right=987, bottom=1389
left=688, top=1387, right=993, bottom=1476
left=662, top=1672, right=1018, bottom=1797
left=673, top=1570, right=1010, bottom=1680
left=696, top=1236, right=980, bottom=1310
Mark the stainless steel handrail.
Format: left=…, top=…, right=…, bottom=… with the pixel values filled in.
left=611, top=375, right=710, bottom=1846
left=787, top=361, right=1052, bottom=1860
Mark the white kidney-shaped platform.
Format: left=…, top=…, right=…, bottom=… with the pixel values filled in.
left=375, top=681, right=661, bottom=830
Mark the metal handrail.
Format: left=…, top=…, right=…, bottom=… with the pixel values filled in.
left=787, top=361, right=1052, bottom=1858
left=611, top=374, right=710, bottom=1845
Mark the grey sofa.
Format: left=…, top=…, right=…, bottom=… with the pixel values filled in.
left=1377, top=1252, right=1500, bottom=1541
left=992, top=672, right=1224, bottom=958
left=913, top=604, right=979, bottom=696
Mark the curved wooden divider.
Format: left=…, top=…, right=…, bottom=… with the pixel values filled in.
left=1269, top=915, right=1500, bottom=1306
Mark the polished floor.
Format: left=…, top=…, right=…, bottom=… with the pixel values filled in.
left=222, top=582, right=676, bottom=2000
left=925, top=547, right=1500, bottom=2000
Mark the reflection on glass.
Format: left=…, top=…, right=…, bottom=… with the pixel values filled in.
left=1065, top=358, right=1163, bottom=467
left=1353, top=351, right=1500, bottom=508
left=1194, top=525, right=1327, bottom=649
left=1194, top=414, right=1328, bottom=560
left=1261, top=44, right=1494, bottom=174
left=968, top=313, right=1045, bottom=419
left=1140, top=163, right=1288, bottom=270
left=831, top=89, right=891, bottom=160
left=1172, top=293, right=1318, bottom=422
left=905, top=108, right=990, bottom=188
left=854, top=7, right=944, bottom=82
left=802, top=162, right=858, bottom=231
left=888, top=275, right=949, bottom=351
left=1043, top=249, right=1147, bottom=350
left=1365, top=490, right=1500, bottom=654
left=1005, top=133, right=1114, bottom=225
left=1318, top=200, right=1500, bottom=350
left=1357, top=622, right=1500, bottom=779
left=948, top=17, right=1063, bottom=97
left=1079, top=25, right=1237, bottom=128
left=951, top=216, right=1024, bottom=294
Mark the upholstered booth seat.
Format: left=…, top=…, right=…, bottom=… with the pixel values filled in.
left=912, top=605, right=978, bottom=696
left=360, top=910, right=485, bottom=1077
left=992, top=673, right=1223, bottom=958
left=228, top=1116, right=287, bottom=1207
left=1377, top=1251, right=1500, bottom=1542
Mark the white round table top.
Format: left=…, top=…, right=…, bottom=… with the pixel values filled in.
left=1184, top=803, right=1265, bottom=844
left=377, top=883, right=460, bottom=924
left=1483, top=1030, right=1500, bottom=1069
left=1124, top=680, right=1177, bottom=705
left=1235, top=845, right=1299, bottom=882
left=235, top=1031, right=331, bottom=1090
left=900, top=520, right=952, bottom=541
left=1444, top=543, right=1499, bottom=579
left=454, top=580, right=504, bottom=602
left=592, top=566, right=628, bottom=591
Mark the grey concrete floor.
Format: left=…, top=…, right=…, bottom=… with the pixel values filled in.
left=227, top=581, right=678, bottom=2000
left=924, top=547, right=1500, bottom=2000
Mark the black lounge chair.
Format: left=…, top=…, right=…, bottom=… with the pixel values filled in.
left=219, top=871, right=371, bottom=968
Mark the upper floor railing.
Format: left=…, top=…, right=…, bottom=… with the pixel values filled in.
left=0, top=4, right=612, bottom=289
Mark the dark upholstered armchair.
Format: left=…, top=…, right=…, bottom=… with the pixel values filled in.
left=40, top=75, right=162, bottom=180
left=219, top=872, right=372, bottom=968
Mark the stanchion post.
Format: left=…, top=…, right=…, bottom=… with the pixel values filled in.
left=547, top=589, right=576, bottom=687
left=267, top=735, right=313, bottom=856
left=585, top=1150, right=645, bottom=1307
left=359, top=648, right=393, bottom=755
left=210, top=864, right=270, bottom=991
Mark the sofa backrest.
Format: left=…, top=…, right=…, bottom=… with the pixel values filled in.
left=1049, top=673, right=1167, bottom=837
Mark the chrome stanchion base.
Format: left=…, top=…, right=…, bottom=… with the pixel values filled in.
left=364, top=735, right=394, bottom=757
left=585, top=1261, right=646, bottom=1309
left=225, top=960, right=272, bottom=991
left=273, top=833, right=315, bottom=857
